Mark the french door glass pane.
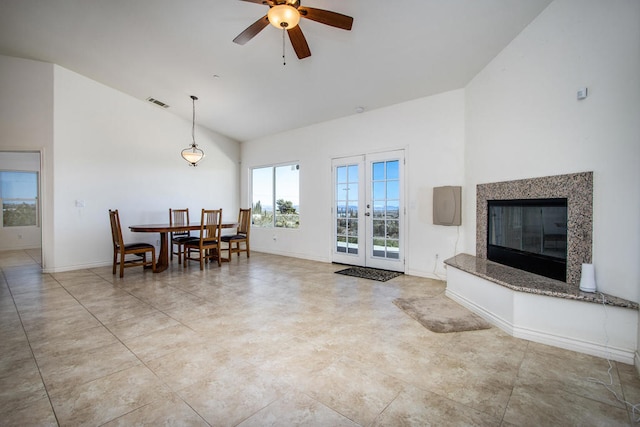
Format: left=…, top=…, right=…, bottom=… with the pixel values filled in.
left=336, top=164, right=359, bottom=255
left=387, top=181, right=399, bottom=199
left=386, top=160, right=399, bottom=180
left=372, top=162, right=385, bottom=180
left=370, top=160, right=400, bottom=259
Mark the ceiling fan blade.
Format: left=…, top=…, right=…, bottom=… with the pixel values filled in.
left=298, top=7, right=353, bottom=30
left=239, top=0, right=272, bottom=5
left=233, top=15, right=270, bottom=45
left=287, top=26, right=311, bottom=59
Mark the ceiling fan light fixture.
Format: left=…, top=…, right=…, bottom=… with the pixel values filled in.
left=268, top=5, right=300, bottom=29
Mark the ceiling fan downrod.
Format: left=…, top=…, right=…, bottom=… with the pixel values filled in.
left=282, top=27, right=287, bottom=65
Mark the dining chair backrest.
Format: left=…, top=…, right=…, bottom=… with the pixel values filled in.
left=109, top=209, right=124, bottom=250
left=169, top=208, right=191, bottom=264
left=237, top=208, right=251, bottom=236
left=184, top=209, right=223, bottom=269
left=108, top=209, right=156, bottom=277
left=221, top=208, right=251, bottom=260
left=201, top=209, right=222, bottom=243
left=169, top=208, right=190, bottom=237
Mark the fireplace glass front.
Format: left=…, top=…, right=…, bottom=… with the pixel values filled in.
left=488, top=198, right=567, bottom=281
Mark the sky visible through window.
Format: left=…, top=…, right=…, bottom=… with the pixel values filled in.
left=252, top=164, right=299, bottom=210
left=1, top=171, right=38, bottom=227
left=1, top=171, right=37, bottom=200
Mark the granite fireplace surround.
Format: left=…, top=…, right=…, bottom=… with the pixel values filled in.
left=476, top=171, right=592, bottom=287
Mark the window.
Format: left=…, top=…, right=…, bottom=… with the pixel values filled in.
left=1, top=171, right=39, bottom=227
left=251, top=163, right=299, bottom=228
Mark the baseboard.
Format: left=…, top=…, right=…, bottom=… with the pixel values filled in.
left=250, top=248, right=331, bottom=264
left=446, top=288, right=635, bottom=364
left=406, top=267, right=446, bottom=282
left=43, top=260, right=111, bottom=274
left=0, top=244, right=41, bottom=251
left=446, top=288, right=515, bottom=335
left=513, top=325, right=635, bottom=364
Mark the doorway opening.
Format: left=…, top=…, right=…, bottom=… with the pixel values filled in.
left=0, top=151, right=42, bottom=267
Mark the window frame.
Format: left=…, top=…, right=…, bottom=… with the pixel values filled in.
left=250, top=162, right=300, bottom=229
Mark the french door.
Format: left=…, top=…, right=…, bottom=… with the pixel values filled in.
left=332, top=150, right=404, bottom=272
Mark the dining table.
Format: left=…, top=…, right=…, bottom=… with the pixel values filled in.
left=129, top=222, right=237, bottom=273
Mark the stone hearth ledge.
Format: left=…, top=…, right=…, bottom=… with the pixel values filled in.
left=444, top=254, right=638, bottom=310
left=444, top=253, right=638, bottom=363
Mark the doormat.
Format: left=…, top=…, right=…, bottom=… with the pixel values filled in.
left=393, top=295, right=492, bottom=333
left=335, top=266, right=403, bottom=282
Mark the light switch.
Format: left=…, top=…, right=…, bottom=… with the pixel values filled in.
left=577, top=87, right=588, bottom=100
left=75, top=200, right=85, bottom=208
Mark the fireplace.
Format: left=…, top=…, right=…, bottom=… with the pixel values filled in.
left=476, top=172, right=592, bottom=286
left=488, top=198, right=567, bottom=281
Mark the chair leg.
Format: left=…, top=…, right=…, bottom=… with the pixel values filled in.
left=246, top=241, right=250, bottom=258
left=112, top=251, right=117, bottom=274
left=199, top=250, right=204, bottom=270
left=119, top=252, right=125, bottom=278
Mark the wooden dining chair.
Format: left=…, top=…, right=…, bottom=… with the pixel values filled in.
left=169, top=208, right=191, bottom=264
left=184, top=209, right=223, bottom=270
left=221, top=208, right=251, bottom=260
left=109, top=209, right=156, bottom=278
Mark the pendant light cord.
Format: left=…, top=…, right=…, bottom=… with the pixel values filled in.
left=191, top=95, right=197, bottom=147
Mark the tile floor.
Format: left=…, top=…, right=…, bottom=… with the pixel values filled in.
left=1, top=249, right=639, bottom=426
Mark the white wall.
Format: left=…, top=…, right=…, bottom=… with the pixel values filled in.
left=0, top=152, right=42, bottom=250
left=50, top=66, right=241, bottom=271
left=465, top=0, right=640, bottom=302
left=241, top=89, right=466, bottom=278
left=0, top=55, right=53, bottom=261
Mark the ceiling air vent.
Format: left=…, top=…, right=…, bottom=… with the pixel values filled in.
left=146, top=97, right=170, bottom=108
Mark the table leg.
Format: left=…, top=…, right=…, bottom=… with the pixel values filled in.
left=155, top=231, right=170, bottom=273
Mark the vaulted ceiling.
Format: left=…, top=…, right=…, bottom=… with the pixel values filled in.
left=0, top=0, right=552, bottom=142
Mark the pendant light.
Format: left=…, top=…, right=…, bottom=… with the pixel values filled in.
left=181, top=95, right=204, bottom=166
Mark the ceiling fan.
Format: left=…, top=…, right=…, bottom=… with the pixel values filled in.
left=233, top=0, right=354, bottom=60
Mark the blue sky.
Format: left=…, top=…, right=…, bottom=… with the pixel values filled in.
left=252, top=165, right=299, bottom=208
left=0, top=171, right=38, bottom=199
